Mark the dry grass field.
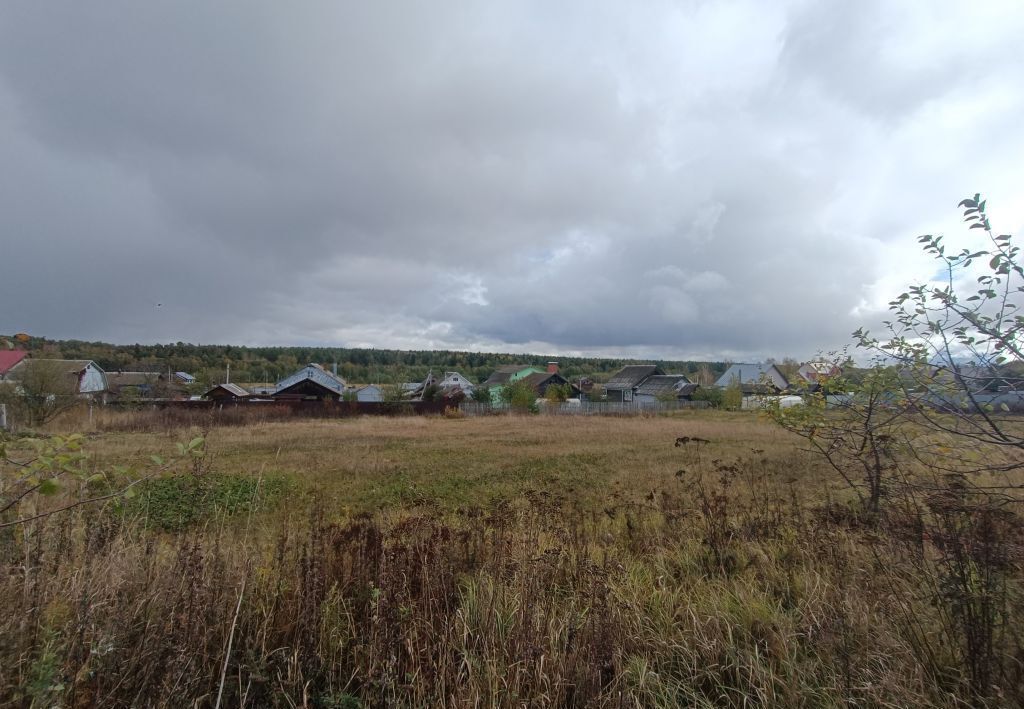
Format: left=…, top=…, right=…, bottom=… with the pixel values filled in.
left=83, top=412, right=825, bottom=516
left=2, top=411, right=1022, bottom=707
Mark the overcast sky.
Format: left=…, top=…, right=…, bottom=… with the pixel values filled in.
left=2, top=1, right=1022, bottom=361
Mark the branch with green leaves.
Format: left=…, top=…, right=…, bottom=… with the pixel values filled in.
left=0, top=433, right=206, bottom=529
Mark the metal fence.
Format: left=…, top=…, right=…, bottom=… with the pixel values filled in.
left=459, top=400, right=710, bottom=416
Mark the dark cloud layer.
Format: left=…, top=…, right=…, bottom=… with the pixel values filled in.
left=2, top=1, right=1022, bottom=360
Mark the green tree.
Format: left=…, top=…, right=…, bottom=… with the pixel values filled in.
left=721, top=380, right=743, bottom=410
left=545, top=383, right=572, bottom=403
left=500, top=379, right=536, bottom=410
left=691, top=386, right=722, bottom=408
left=771, top=195, right=1024, bottom=698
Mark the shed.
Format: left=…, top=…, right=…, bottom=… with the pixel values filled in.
left=345, top=385, right=384, bottom=402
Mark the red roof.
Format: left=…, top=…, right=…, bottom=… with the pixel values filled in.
left=0, top=350, right=28, bottom=375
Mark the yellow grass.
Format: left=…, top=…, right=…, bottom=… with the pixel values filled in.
left=81, top=411, right=829, bottom=516
left=5, top=410, right=1019, bottom=706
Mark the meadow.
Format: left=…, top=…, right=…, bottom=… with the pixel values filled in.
left=1, top=411, right=1021, bottom=707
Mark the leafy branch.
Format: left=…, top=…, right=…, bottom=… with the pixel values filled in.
left=0, top=433, right=206, bottom=528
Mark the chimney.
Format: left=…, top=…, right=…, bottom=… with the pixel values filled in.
left=547, top=361, right=559, bottom=374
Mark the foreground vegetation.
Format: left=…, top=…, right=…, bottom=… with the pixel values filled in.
left=2, top=412, right=1022, bottom=707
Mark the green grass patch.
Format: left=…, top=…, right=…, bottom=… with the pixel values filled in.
left=125, top=472, right=292, bottom=531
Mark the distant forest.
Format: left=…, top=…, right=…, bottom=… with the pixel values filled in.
left=5, top=336, right=728, bottom=388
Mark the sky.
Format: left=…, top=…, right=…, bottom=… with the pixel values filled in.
left=1, top=0, right=1022, bottom=362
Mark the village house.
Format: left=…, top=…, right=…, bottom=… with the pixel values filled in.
left=603, top=365, right=664, bottom=402
left=5, top=358, right=109, bottom=397
left=483, top=363, right=565, bottom=404
left=633, top=374, right=698, bottom=405
left=272, top=363, right=347, bottom=401
left=483, top=364, right=540, bottom=404
left=481, top=364, right=541, bottom=388
left=203, top=383, right=252, bottom=401
left=403, top=370, right=475, bottom=401
left=437, top=371, right=475, bottom=397
left=715, top=363, right=789, bottom=394
left=516, top=368, right=578, bottom=399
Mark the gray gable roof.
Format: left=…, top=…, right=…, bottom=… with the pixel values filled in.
left=604, top=365, right=664, bottom=391
left=715, top=363, right=789, bottom=390
left=205, top=383, right=250, bottom=398
left=635, top=374, right=692, bottom=397
left=517, top=371, right=570, bottom=392
left=276, top=363, right=346, bottom=395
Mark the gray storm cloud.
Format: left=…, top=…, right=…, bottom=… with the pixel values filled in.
left=1, top=0, right=1022, bottom=360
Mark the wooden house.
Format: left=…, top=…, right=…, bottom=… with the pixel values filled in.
left=203, top=383, right=251, bottom=401
left=603, top=365, right=664, bottom=402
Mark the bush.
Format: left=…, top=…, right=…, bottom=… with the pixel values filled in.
left=500, top=378, right=537, bottom=410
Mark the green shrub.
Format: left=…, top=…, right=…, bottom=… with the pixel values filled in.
left=692, top=386, right=724, bottom=408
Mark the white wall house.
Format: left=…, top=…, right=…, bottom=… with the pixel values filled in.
left=7, top=358, right=108, bottom=395
left=439, top=371, right=475, bottom=396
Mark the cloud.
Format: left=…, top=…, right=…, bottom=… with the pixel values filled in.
left=1, top=0, right=1022, bottom=361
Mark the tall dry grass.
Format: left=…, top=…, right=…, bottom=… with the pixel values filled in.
left=1, top=414, right=1022, bottom=706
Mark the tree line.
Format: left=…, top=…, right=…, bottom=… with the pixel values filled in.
left=3, top=338, right=728, bottom=388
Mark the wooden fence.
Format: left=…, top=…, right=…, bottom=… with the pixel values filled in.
left=124, top=398, right=450, bottom=418
left=458, top=400, right=710, bottom=416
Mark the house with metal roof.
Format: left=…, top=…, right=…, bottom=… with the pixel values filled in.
left=482, top=364, right=543, bottom=388
left=481, top=364, right=545, bottom=404
left=272, top=363, right=347, bottom=401
left=516, top=370, right=578, bottom=399
left=603, top=365, right=664, bottom=402
left=438, top=371, right=475, bottom=396
left=715, top=363, right=789, bottom=393
left=203, top=383, right=251, bottom=401
left=403, top=370, right=476, bottom=401
left=634, top=375, right=698, bottom=404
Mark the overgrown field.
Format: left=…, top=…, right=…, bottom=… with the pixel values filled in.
left=2, top=412, right=1022, bottom=707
